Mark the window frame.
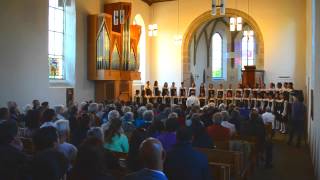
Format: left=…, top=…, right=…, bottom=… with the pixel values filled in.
left=241, top=35, right=255, bottom=70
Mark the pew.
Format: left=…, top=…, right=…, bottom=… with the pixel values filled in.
left=195, top=148, right=251, bottom=180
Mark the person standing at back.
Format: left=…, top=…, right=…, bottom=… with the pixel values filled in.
left=164, top=127, right=210, bottom=180
left=288, top=91, right=306, bottom=147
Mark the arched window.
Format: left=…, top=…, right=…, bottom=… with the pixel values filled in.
left=48, top=0, right=65, bottom=80
left=133, top=14, right=146, bottom=83
left=241, top=35, right=255, bottom=70
left=212, top=33, right=223, bottom=79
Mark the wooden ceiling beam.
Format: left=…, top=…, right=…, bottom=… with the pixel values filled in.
left=141, top=0, right=176, bottom=6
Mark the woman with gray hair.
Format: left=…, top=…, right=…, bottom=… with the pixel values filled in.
left=121, top=112, right=136, bottom=134
left=87, top=127, right=104, bottom=142
left=206, top=112, right=231, bottom=141
left=55, top=120, right=78, bottom=165
left=134, top=106, right=147, bottom=127
left=54, top=105, right=66, bottom=120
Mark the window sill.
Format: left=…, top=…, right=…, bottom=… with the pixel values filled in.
left=49, top=80, right=74, bottom=88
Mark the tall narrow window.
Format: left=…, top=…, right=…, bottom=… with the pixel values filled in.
left=212, top=33, right=223, bottom=79
left=241, top=36, right=255, bottom=70
left=48, top=0, right=65, bottom=80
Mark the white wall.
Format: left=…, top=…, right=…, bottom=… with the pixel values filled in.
left=150, top=0, right=307, bottom=90
left=307, top=0, right=320, bottom=179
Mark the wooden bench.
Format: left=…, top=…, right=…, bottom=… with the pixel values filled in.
left=195, top=148, right=251, bottom=180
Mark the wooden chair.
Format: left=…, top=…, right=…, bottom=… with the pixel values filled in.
left=19, top=137, right=34, bottom=154
left=195, top=148, right=250, bottom=180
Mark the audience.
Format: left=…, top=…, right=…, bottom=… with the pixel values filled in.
left=40, top=108, right=57, bottom=128
left=164, top=127, right=210, bottom=180
left=125, top=138, right=167, bottom=180
left=157, top=117, right=179, bottom=152
left=207, top=112, right=231, bottom=141
left=0, top=97, right=289, bottom=179
left=103, top=118, right=129, bottom=153
left=70, top=137, right=114, bottom=180
left=31, top=126, right=68, bottom=180
left=0, top=120, right=28, bottom=180
left=55, top=120, right=78, bottom=166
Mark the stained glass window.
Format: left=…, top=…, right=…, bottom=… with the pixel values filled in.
left=212, top=33, right=223, bottom=79
left=48, top=0, right=65, bottom=80
left=241, top=36, right=255, bottom=70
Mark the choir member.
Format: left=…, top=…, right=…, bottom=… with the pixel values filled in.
left=154, top=81, right=162, bottom=104
left=171, top=82, right=179, bottom=104
left=274, top=91, right=286, bottom=133
left=226, top=84, right=234, bottom=107
left=208, top=83, right=216, bottom=103
left=134, top=90, right=141, bottom=105
left=251, top=88, right=258, bottom=109
left=141, top=89, right=148, bottom=105
left=217, top=84, right=224, bottom=106
left=145, top=81, right=152, bottom=96
left=162, top=82, right=170, bottom=105
left=235, top=86, right=243, bottom=107
left=243, top=87, right=251, bottom=109
left=199, top=83, right=206, bottom=107
left=179, top=82, right=187, bottom=105
left=188, top=82, right=196, bottom=96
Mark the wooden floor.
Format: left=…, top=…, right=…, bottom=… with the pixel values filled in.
left=249, top=133, right=315, bottom=180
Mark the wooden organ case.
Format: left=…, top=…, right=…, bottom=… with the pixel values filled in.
left=88, top=3, right=141, bottom=102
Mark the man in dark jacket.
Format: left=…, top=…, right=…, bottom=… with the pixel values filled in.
left=164, top=127, right=210, bottom=180
left=288, top=91, right=306, bottom=147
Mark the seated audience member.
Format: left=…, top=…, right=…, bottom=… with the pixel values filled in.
left=141, top=110, right=155, bottom=128
left=40, top=108, right=57, bottom=128
left=0, top=120, right=28, bottom=180
left=103, top=118, right=129, bottom=153
left=102, top=110, right=121, bottom=129
left=24, top=109, right=41, bottom=137
left=207, top=112, right=231, bottom=141
left=164, top=127, right=210, bottom=180
left=88, top=103, right=101, bottom=126
left=72, top=113, right=90, bottom=147
left=0, top=107, right=9, bottom=121
left=96, top=103, right=105, bottom=119
left=121, top=112, right=136, bottom=134
left=8, top=101, right=21, bottom=122
left=135, top=106, right=147, bottom=128
left=125, top=138, right=167, bottom=180
left=40, top=101, right=49, bottom=112
left=172, top=105, right=185, bottom=126
left=32, top=99, right=41, bottom=110
left=31, top=126, right=69, bottom=180
left=87, top=127, right=104, bottom=141
left=55, top=120, right=78, bottom=165
left=148, top=119, right=164, bottom=138
left=220, top=111, right=236, bottom=136
left=128, top=127, right=150, bottom=171
left=54, top=105, right=66, bottom=120
left=70, top=137, right=114, bottom=180
left=229, top=109, right=242, bottom=132
left=191, top=118, right=214, bottom=149
left=157, top=117, right=179, bottom=152
left=262, top=107, right=275, bottom=129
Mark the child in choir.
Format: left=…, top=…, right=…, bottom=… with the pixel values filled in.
left=134, top=90, right=141, bottom=105
left=154, top=81, right=162, bottom=104
left=171, top=82, right=179, bottom=104
left=208, top=83, right=216, bottom=103
left=145, top=81, right=152, bottom=104
left=243, top=86, right=251, bottom=109
left=235, top=87, right=243, bottom=107
left=274, top=92, right=286, bottom=133
left=189, top=82, right=196, bottom=96
left=226, top=84, right=233, bottom=107
left=162, top=82, right=170, bottom=105
left=217, top=84, right=224, bottom=106
left=141, top=89, right=148, bottom=105
left=199, top=83, right=206, bottom=107
left=251, top=88, right=258, bottom=109
left=179, top=82, right=187, bottom=105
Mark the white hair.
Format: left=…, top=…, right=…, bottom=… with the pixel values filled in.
left=218, top=103, right=226, bottom=111
left=108, top=110, right=120, bottom=122
left=186, top=96, right=200, bottom=108
left=54, top=105, right=65, bottom=114
left=88, top=103, right=99, bottom=113
left=137, top=106, right=147, bottom=118
left=87, top=127, right=104, bottom=142
left=168, top=112, right=178, bottom=119
left=122, top=106, right=132, bottom=113
left=55, top=119, right=70, bottom=136
left=23, top=104, right=32, bottom=114
left=143, top=110, right=154, bottom=122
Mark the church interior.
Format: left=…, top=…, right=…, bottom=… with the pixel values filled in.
left=0, top=0, right=320, bottom=179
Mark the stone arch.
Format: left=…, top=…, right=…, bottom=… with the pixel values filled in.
left=182, top=8, right=264, bottom=86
